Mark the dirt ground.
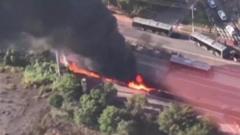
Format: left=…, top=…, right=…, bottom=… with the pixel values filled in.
left=0, top=69, right=49, bottom=135
left=0, top=68, right=100, bottom=135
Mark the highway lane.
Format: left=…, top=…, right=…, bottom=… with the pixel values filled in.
left=113, top=14, right=240, bottom=134
left=115, top=14, right=214, bottom=56
left=114, top=14, right=240, bottom=66
left=135, top=52, right=240, bottom=134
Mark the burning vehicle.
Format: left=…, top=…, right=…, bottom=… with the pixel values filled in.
left=0, top=0, right=172, bottom=97
left=59, top=52, right=155, bottom=93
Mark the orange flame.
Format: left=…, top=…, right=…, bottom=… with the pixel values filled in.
left=128, top=75, right=154, bottom=92
left=65, top=58, right=154, bottom=93
left=68, top=62, right=100, bottom=79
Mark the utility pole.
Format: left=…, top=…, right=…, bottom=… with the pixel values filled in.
left=191, top=5, right=196, bottom=33
left=55, top=50, right=61, bottom=76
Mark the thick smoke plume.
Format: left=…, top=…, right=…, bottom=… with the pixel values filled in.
left=0, top=0, right=137, bottom=81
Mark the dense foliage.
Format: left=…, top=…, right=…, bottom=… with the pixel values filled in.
left=23, top=61, right=57, bottom=87
left=98, top=106, right=122, bottom=134
left=74, top=84, right=117, bottom=127
left=115, top=120, right=137, bottom=135
left=158, top=104, right=218, bottom=135
left=126, top=94, right=147, bottom=116
left=52, top=73, right=81, bottom=102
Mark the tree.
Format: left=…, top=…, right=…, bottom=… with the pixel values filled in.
left=49, top=94, right=64, bottom=109
left=158, top=104, right=198, bottom=135
left=73, top=83, right=118, bottom=127
left=74, top=89, right=108, bottom=127
left=98, top=106, right=122, bottom=134
left=52, top=73, right=80, bottom=92
left=52, top=73, right=81, bottom=102
left=115, top=120, right=137, bottom=135
left=126, top=94, right=147, bottom=117
left=23, top=61, right=57, bottom=87
left=102, top=83, right=117, bottom=103
left=177, top=121, right=218, bottom=135
left=125, top=95, right=158, bottom=135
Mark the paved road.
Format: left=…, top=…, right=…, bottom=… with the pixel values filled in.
left=114, top=14, right=238, bottom=66
left=114, top=14, right=240, bottom=134
left=135, top=53, right=240, bottom=134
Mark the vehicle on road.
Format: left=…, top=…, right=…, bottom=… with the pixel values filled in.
left=225, top=24, right=236, bottom=36
left=191, top=32, right=230, bottom=58
left=132, top=17, right=173, bottom=36
left=217, top=10, right=227, bottom=21
left=170, top=54, right=211, bottom=71
left=207, top=0, right=217, bottom=8
left=225, top=24, right=240, bottom=45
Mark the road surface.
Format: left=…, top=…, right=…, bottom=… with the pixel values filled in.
left=114, top=14, right=239, bottom=66
left=136, top=52, right=240, bottom=134
left=113, top=14, right=240, bottom=134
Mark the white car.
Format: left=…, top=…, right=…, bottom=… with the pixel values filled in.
left=225, top=25, right=235, bottom=36
left=207, top=0, right=216, bottom=8
left=217, top=10, right=227, bottom=21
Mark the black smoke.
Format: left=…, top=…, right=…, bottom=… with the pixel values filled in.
left=0, top=0, right=137, bottom=81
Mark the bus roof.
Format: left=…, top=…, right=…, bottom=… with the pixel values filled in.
left=133, top=17, right=172, bottom=31
left=191, top=32, right=227, bottom=51
left=170, top=55, right=211, bottom=71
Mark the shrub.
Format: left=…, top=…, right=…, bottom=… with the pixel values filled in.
left=98, top=106, right=122, bottom=134
left=74, top=89, right=107, bottom=127
left=49, top=94, right=64, bottom=109
left=52, top=73, right=79, bottom=92
left=115, top=120, right=137, bottom=135
left=23, top=61, right=57, bottom=87
left=126, top=94, right=147, bottom=117
left=158, top=104, right=204, bottom=135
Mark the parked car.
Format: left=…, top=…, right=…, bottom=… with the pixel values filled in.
left=225, top=24, right=236, bottom=36
left=226, top=24, right=240, bottom=41
left=207, top=0, right=217, bottom=8
left=217, top=10, right=227, bottom=21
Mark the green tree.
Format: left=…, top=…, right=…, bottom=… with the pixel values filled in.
left=52, top=73, right=81, bottom=102
left=126, top=94, right=147, bottom=117
left=178, top=121, right=218, bottom=135
left=49, top=94, right=64, bottom=109
left=74, top=84, right=118, bottom=127
left=98, top=106, right=122, bottom=134
left=158, top=104, right=198, bottom=135
left=125, top=95, right=159, bottom=135
left=52, top=73, right=80, bottom=92
left=74, top=89, right=108, bottom=127
left=23, top=61, right=57, bottom=87
left=115, top=120, right=137, bottom=135
left=102, top=83, right=117, bottom=103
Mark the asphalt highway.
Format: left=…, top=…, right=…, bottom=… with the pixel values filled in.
left=114, top=14, right=240, bottom=134
left=115, top=14, right=239, bottom=66
left=136, top=53, right=240, bottom=134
